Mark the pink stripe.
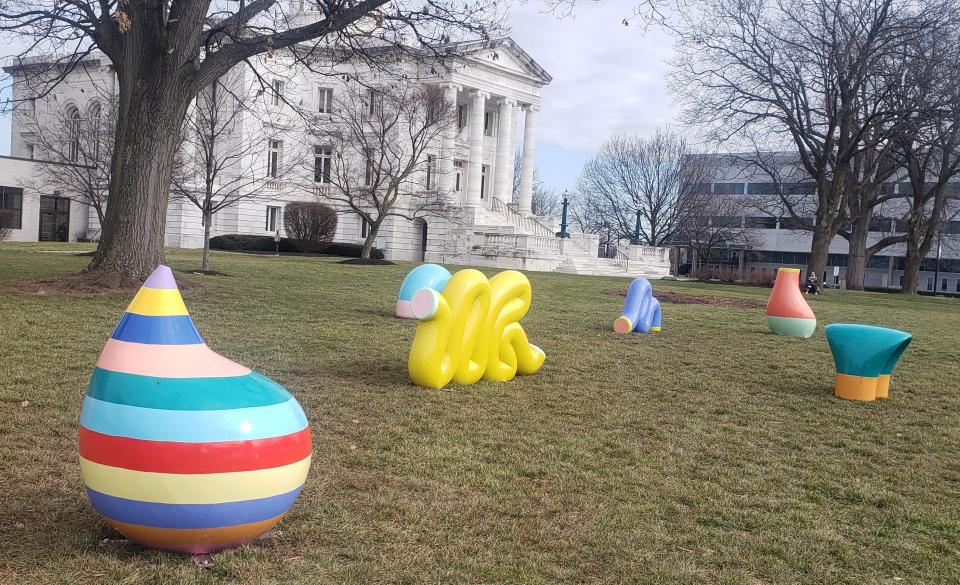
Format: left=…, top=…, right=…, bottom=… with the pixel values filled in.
left=96, top=339, right=251, bottom=378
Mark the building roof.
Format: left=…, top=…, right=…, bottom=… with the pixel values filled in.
left=436, top=37, right=552, bottom=84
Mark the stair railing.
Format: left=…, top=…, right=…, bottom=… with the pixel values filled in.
left=490, top=197, right=555, bottom=238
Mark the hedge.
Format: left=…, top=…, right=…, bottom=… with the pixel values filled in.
left=210, top=234, right=384, bottom=259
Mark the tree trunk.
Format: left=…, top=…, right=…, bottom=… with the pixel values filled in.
left=85, top=59, right=194, bottom=280
left=901, top=244, right=922, bottom=295
left=806, top=226, right=833, bottom=283
left=845, top=216, right=870, bottom=291
left=201, top=211, right=212, bottom=272
left=361, top=221, right=383, bottom=259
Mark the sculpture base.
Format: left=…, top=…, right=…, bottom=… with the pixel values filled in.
left=834, top=374, right=881, bottom=402
left=767, top=315, right=816, bottom=338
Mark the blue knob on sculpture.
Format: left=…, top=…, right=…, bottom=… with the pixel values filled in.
left=396, top=264, right=452, bottom=319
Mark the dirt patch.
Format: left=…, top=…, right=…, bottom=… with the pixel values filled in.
left=338, top=258, right=396, bottom=266
left=179, top=269, right=231, bottom=277
left=1, top=271, right=202, bottom=296
left=604, top=289, right=765, bottom=309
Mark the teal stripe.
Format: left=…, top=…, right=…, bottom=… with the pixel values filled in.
left=80, top=395, right=308, bottom=442
left=767, top=315, right=816, bottom=338
left=85, top=368, right=292, bottom=410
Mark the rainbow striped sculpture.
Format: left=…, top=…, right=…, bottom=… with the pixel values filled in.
left=825, top=323, right=912, bottom=401
left=766, top=267, right=816, bottom=338
left=79, top=266, right=311, bottom=554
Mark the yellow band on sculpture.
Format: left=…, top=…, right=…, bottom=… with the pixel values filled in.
left=80, top=456, right=311, bottom=504
left=834, top=374, right=879, bottom=402
left=125, top=287, right=189, bottom=316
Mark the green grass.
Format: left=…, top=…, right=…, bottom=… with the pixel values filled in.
left=1, top=242, right=958, bottom=584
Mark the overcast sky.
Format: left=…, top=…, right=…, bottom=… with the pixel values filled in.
left=0, top=1, right=680, bottom=191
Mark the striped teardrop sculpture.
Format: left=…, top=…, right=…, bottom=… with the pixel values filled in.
left=78, top=266, right=311, bottom=554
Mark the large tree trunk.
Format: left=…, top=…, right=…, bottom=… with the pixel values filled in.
left=201, top=211, right=212, bottom=272
left=901, top=243, right=923, bottom=295
left=806, top=226, right=833, bottom=283
left=85, top=51, right=195, bottom=280
left=845, top=216, right=870, bottom=291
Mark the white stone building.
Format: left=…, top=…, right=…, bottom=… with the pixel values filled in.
left=0, top=27, right=671, bottom=277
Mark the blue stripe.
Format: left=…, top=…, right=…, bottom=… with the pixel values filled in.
left=80, top=395, right=308, bottom=442
left=111, top=313, right=203, bottom=345
left=85, top=486, right=303, bottom=529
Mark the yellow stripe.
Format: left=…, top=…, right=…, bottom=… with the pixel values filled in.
left=778, top=267, right=801, bottom=273
left=124, top=287, right=189, bottom=316
left=834, top=374, right=878, bottom=402
left=80, top=456, right=311, bottom=504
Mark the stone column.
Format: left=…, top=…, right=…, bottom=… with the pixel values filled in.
left=437, top=83, right=460, bottom=199
left=517, top=104, right=539, bottom=214
left=493, top=98, right=515, bottom=201
left=466, top=90, right=487, bottom=206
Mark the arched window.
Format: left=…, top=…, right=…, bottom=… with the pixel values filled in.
left=66, top=106, right=82, bottom=162
left=88, top=103, right=102, bottom=159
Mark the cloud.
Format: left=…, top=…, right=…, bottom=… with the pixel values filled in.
left=510, top=2, right=680, bottom=153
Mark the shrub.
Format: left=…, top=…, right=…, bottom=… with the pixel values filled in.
left=209, top=234, right=384, bottom=259
left=283, top=202, right=337, bottom=253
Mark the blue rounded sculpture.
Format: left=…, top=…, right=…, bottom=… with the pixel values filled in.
left=396, top=264, right=452, bottom=318
left=614, top=277, right=662, bottom=334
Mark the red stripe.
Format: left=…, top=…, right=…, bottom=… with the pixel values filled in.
left=78, top=426, right=312, bottom=474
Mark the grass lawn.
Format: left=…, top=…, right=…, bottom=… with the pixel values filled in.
left=1, top=242, right=958, bottom=584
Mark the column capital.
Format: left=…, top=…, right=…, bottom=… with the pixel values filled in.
left=469, top=89, right=490, bottom=100
left=522, top=103, right=541, bottom=113
left=439, top=82, right=462, bottom=92
left=498, top=97, right=517, bottom=107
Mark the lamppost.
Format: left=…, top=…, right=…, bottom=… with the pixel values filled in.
left=556, top=190, right=571, bottom=238
left=630, top=208, right=642, bottom=245
left=934, top=231, right=942, bottom=294
left=274, top=229, right=281, bottom=256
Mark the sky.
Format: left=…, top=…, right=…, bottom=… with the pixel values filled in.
left=0, top=1, right=680, bottom=191
left=508, top=1, right=681, bottom=191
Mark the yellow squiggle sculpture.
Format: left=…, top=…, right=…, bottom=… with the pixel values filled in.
left=407, top=269, right=545, bottom=389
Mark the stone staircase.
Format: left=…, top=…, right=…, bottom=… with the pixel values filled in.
left=434, top=199, right=671, bottom=279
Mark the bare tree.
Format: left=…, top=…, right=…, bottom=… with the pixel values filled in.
left=308, top=79, right=457, bottom=259
left=170, top=78, right=275, bottom=272
left=882, top=9, right=960, bottom=294
left=0, top=0, right=501, bottom=281
left=511, top=151, right=560, bottom=217
left=283, top=201, right=338, bottom=252
left=20, top=95, right=115, bottom=229
left=574, top=131, right=716, bottom=245
left=668, top=0, right=940, bottom=282
left=678, top=195, right=758, bottom=276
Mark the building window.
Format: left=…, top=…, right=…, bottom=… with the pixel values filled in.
left=926, top=277, right=934, bottom=291
left=713, top=183, right=745, bottom=195
left=267, top=139, right=283, bottom=178
left=942, top=278, right=948, bottom=291
left=360, top=214, right=370, bottom=238
left=67, top=106, right=81, bottom=162
left=745, top=216, right=777, bottom=229
left=480, top=165, right=488, bottom=199
left=271, top=80, right=284, bottom=106
left=26, top=144, right=34, bottom=160
left=454, top=160, right=463, bottom=191
left=318, top=87, right=333, bottom=114
left=367, top=89, right=380, bottom=116
left=364, top=149, right=375, bottom=185
left=956, top=280, right=960, bottom=293
left=0, top=187, right=23, bottom=229
left=425, top=155, right=436, bottom=190
left=314, top=146, right=332, bottom=184
left=483, top=111, right=492, bottom=136
left=457, top=105, right=466, bottom=130
left=265, top=206, right=280, bottom=232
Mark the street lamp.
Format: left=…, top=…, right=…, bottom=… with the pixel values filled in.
left=556, top=189, right=571, bottom=238
left=630, top=208, right=642, bottom=245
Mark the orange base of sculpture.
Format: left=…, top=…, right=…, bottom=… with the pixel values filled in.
left=834, top=374, right=892, bottom=402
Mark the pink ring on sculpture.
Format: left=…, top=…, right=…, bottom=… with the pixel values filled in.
left=395, top=300, right=415, bottom=319
left=411, top=289, right=440, bottom=320
left=96, top=339, right=251, bottom=378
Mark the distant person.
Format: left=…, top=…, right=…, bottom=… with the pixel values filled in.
left=805, top=272, right=820, bottom=295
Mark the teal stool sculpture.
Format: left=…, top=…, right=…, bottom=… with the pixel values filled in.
left=824, top=324, right=912, bottom=401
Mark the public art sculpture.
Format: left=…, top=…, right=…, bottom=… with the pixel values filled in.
left=407, top=268, right=546, bottom=389
left=766, top=267, right=817, bottom=338
left=825, top=323, right=912, bottom=401
left=396, top=263, right=452, bottom=318
left=78, top=266, right=311, bottom=554
left=614, top=277, right=662, bottom=334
